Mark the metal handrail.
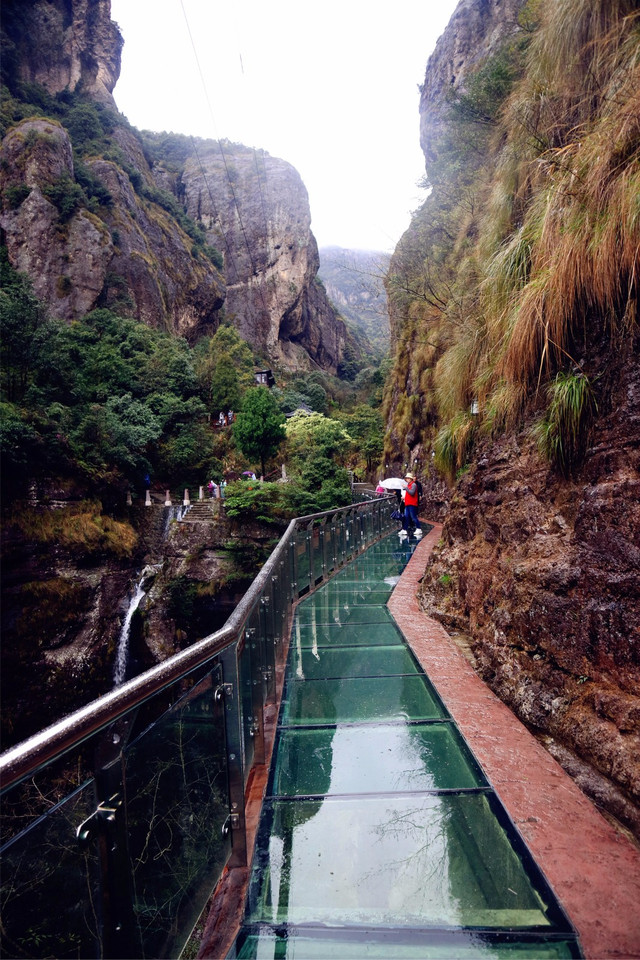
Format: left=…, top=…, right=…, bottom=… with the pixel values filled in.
left=0, top=499, right=391, bottom=791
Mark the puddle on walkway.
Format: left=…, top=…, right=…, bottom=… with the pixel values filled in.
left=228, top=533, right=582, bottom=959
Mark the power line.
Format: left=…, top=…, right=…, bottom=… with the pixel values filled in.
left=179, top=1, right=274, bottom=327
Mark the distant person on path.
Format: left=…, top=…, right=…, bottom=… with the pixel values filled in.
left=220, top=479, right=227, bottom=499
left=402, top=472, right=420, bottom=534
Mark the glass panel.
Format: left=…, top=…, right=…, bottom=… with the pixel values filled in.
left=123, top=667, right=232, bottom=959
left=323, top=522, right=335, bottom=576
left=246, top=794, right=557, bottom=929
left=287, top=644, right=421, bottom=681
left=281, top=675, right=447, bottom=726
left=292, top=618, right=406, bottom=649
left=310, top=581, right=396, bottom=606
left=294, top=601, right=396, bottom=626
left=271, top=723, right=486, bottom=797
left=0, top=781, right=101, bottom=959
left=235, top=930, right=581, bottom=959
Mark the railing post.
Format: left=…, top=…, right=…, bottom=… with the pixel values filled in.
left=289, top=535, right=298, bottom=600
left=306, top=519, right=314, bottom=590
left=219, top=644, right=247, bottom=868
left=86, top=720, right=140, bottom=958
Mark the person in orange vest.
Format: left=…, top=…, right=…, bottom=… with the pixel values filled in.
left=402, top=472, right=420, bottom=535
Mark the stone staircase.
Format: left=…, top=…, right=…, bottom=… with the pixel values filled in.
left=178, top=501, right=220, bottom=522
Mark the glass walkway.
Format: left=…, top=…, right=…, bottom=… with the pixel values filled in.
left=229, top=532, right=581, bottom=959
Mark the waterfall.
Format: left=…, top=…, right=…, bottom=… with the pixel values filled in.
left=113, top=565, right=160, bottom=688
left=161, top=503, right=187, bottom=539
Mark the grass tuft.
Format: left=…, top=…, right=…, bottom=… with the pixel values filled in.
left=534, top=370, right=597, bottom=475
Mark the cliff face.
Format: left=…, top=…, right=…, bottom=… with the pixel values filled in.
left=1, top=0, right=123, bottom=106
left=181, top=146, right=348, bottom=371
left=387, top=0, right=640, bottom=834
left=0, top=118, right=224, bottom=338
left=0, top=0, right=348, bottom=370
left=419, top=0, right=523, bottom=166
left=421, top=336, right=640, bottom=834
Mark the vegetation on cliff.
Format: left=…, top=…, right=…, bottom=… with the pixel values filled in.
left=385, top=0, right=639, bottom=478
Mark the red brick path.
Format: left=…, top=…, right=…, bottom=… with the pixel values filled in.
left=388, top=521, right=640, bottom=960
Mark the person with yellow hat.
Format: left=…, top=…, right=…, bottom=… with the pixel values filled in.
left=402, top=472, right=420, bottom=535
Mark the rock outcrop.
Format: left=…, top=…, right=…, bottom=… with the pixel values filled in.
left=419, top=0, right=523, bottom=166
left=0, top=118, right=224, bottom=337
left=181, top=145, right=347, bottom=371
left=0, top=0, right=351, bottom=370
left=1, top=0, right=123, bottom=107
left=420, top=337, right=640, bottom=834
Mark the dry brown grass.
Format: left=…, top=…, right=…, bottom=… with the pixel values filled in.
left=12, top=502, right=138, bottom=558
left=386, top=0, right=639, bottom=473
left=485, top=0, right=640, bottom=390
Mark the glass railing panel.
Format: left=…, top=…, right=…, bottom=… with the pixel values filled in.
left=270, top=561, right=288, bottom=662
left=246, top=793, right=561, bottom=929
left=344, top=511, right=356, bottom=559
left=246, top=603, right=268, bottom=708
left=0, top=779, right=101, bottom=959
left=271, top=722, right=486, bottom=797
left=287, top=644, right=421, bottom=681
left=234, top=929, right=582, bottom=959
left=122, top=663, right=232, bottom=959
left=281, top=675, right=447, bottom=726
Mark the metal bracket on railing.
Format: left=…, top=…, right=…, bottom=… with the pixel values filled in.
left=214, top=682, right=233, bottom=701
left=248, top=717, right=260, bottom=738
left=245, top=627, right=256, bottom=641
left=263, top=666, right=273, bottom=683
left=76, top=793, right=122, bottom=848
left=260, top=595, right=269, bottom=607
left=221, top=811, right=241, bottom=836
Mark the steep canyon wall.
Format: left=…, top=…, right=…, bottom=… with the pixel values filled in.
left=388, top=0, right=640, bottom=834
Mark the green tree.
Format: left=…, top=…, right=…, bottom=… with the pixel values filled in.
left=232, top=387, right=285, bottom=477
left=285, top=411, right=352, bottom=463
left=195, top=325, right=255, bottom=413
left=0, top=250, right=45, bottom=403
left=209, top=355, right=241, bottom=414
left=339, top=405, right=384, bottom=472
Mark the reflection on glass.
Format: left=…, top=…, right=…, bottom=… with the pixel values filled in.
left=124, top=671, right=231, bottom=958
left=248, top=795, right=553, bottom=929
left=236, top=930, right=580, bottom=959
left=288, top=644, right=421, bottom=681
left=272, top=723, right=485, bottom=797
left=282, top=675, right=446, bottom=726
left=0, top=783, right=101, bottom=959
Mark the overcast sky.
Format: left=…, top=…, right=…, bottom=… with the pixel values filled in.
left=110, top=0, right=459, bottom=252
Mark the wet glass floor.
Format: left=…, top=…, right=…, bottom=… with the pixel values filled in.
left=229, top=534, right=581, bottom=959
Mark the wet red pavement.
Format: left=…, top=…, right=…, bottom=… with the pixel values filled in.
left=388, top=521, right=640, bottom=960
